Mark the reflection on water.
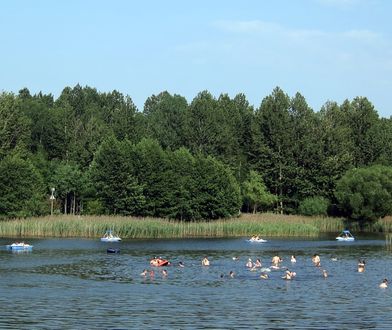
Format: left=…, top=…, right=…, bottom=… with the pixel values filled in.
left=0, top=237, right=392, bottom=329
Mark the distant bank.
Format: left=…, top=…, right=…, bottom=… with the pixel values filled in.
left=0, top=213, right=391, bottom=239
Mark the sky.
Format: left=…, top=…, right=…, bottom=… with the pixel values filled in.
left=1, top=0, right=392, bottom=117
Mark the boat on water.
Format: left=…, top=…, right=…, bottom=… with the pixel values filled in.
left=100, top=230, right=121, bottom=242
left=247, top=236, right=268, bottom=243
left=6, top=242, right=33, bottom=251
left=336, top=230, right=355, bottom=241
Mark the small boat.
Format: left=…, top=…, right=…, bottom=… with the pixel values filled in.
left=6, top=242, right=33, bottom=251
left=100, top=230, right=121, bottom=242
left=150, top=258, right=170, bottom=267
left=336, top=230, right=355, bottom=241
left=247, top=236, right=268, bottom=243
left=107, top=248, right=120, bottom=254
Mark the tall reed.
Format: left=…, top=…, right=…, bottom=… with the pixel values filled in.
left=0, top=214, right=343, bottom=238
left=1, top=213, right=391, bottom=239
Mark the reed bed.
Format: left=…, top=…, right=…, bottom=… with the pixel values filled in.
left=386, top=234, right=392, bottom=251
left=1, top=213, right=392, bottom=239
left=0, top=214, right=329, bottom=239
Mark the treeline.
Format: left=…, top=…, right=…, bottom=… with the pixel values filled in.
left=1, top=85, right=392, bottom=221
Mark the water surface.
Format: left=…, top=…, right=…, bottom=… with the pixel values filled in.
left=1, top=236, right=391, bottom=329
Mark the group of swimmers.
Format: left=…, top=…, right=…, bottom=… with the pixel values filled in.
left=142, top=254, right=388, bottom=288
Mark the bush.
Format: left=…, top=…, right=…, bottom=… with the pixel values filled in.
left=298, top=196, right=329, bottom=216
left=335, top=165, right=392, bottom=222
left=83, top=199, right=105, bottom=215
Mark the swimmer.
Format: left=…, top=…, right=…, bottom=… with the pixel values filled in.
left=358, top=259, right=366, bottom=273
left=271, top=255, right=282, bottom=267
left=380, top=279, right=388, bottom=288
left=322, top=270, right=328, bottom=278
left=162, top=269, right=168, bottom=277
left=254, top=259, right=262, bottom=268
left=282, top=270, right=295, bottom=280
left=260, top=273, right=269, bottom=280
left=229, top=271, right=235, bottom=278
left=149, top=270, right=155, bottom=278
left=232, top=256, right=240, bottom=261
left=178, top=261, right=185, bottom=268
left=331, top=256, right=338, bottom=262
left=246, top=258, right=253, bottom=268
left=312, top=254, right=321, bottom=267
left=291, top=255, right=297, bottom=263
left=140, top=269, right=148, bottom=276
left=202, top=257, right=210, bottom=266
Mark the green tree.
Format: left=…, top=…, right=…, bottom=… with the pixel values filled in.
left=90, top=136, right=145, bottom=215
left=19, top=91, right=53, bottom=154
left=185, top=91, right=221, bottom=155
left=344, top=97, right=379, bottom=167
left=100, top=90, right=141, bottom=142
left=255, top=87, right=292, bottom=213
left=0, top=92, right=31, bottom=160
left=298, top=196, right=329, bottom=216
left=0, top=154, right=46, bottom=217
left=143, top=91, right=188, bottom=149
left=288, top=93, right=324, bottom=203
left=335, top=165, right=392, bottom=222
left=50, top=162, right=87, bottom=215
left=317, top=101, right=354, bottom=200
left=242, top=170, right=276, bottom=213
left=165, top=148, right=197, bottom=220
left=192, top=154, right=241, bottom=219
left=133, top=138, right=171, bottom=217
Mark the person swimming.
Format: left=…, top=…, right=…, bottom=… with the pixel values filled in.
left=291, top=255, right=297, bottom=263
left=202, top=257, right=210, bottom=266
left=254, top=259, right=262, bottom=268
left=322, top=269, right=328, bottom=278
left=162, top=269, right=168, bottom=277
left=140, top=269, right=148, bottom=276
left=246, top=258, right=253, bottom=268
left=358, top=259, right=366, bottom=273
left=312, top=254, right=321, bottom=267
left=260, top=273, right=269, bottom=280
left=271, top=255, right=282, bottom=267
left=178, top=261, right=185, bottom=268
left=380, top=278, right=388, bottom=288
left=229, top=271, right=235, bottom=278
left=282, top=270, right=296, bottom=280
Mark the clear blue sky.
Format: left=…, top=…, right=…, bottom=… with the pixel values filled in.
left=1, top=0, right=391, bottom=117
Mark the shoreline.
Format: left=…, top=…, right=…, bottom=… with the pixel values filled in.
left=0, top=214, right=391, bottom=239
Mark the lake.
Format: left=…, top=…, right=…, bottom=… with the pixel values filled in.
left=1, top=235, right=391, bottom=329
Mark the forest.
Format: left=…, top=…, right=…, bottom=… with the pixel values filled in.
left=1, top=85, right=392, bottom=221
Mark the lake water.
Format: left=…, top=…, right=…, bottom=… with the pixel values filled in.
left=1, top=235, right=391, bottom=329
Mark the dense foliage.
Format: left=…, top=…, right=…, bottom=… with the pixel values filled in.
left=335, top=166, right=392, bottom=222
left=1, top=85, right=392, bottom=220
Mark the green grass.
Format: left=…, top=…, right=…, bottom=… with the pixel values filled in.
left=1, top=213, right=392, bottom=239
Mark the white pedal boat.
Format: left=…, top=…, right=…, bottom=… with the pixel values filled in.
left=336, top=230, right=355, bottom=241
left=100, top=230, right=121, bottom=242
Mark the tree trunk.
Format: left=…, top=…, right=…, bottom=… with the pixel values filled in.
left=64, top=196, right=68, bottom=215
left=73, top=193, right=76, bottom=215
